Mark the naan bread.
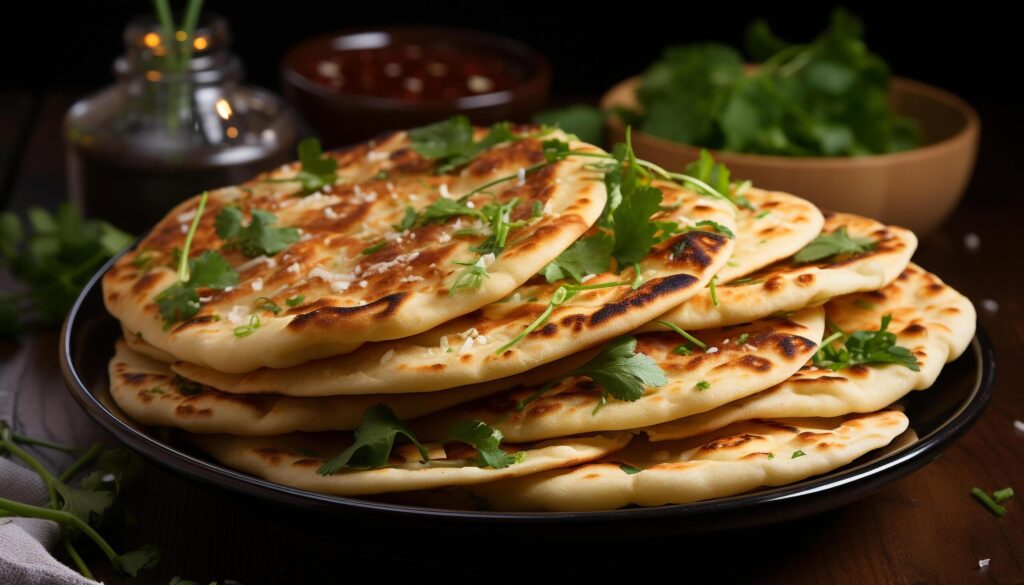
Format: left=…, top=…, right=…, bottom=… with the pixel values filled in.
left=468, top=410, right=908, bottom=511
left=647, top=212, right=916, bottom=332
left=717, top=188, right=824, bottom=281
left=172, top=182, right=735, bottom=396
left=188, top=430, right=631, bottom=496
left=411, top=306, right=825, bottom=443
left=104, top=128, right=607, bottom=373
left=108, top=339, right=529, bottom=435
left=643, top=264, right=975, bottom=441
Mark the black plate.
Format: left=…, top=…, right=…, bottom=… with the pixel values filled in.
left=60, top=251, right=996, bottom=537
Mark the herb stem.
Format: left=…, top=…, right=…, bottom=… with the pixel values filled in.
left=10, top=433, right=81, bottom=454
left=0, top=496, right=119, bottom=561
left=971, top=487, right=1008, bottom=517
left=1, top=425, right=58, bottom=507
left=655, top=320, right=708, bottom=350
left=63, top=534, right=94, bottom=580
left=177, top=191, right=209, bottom=282
left=59, top=443, right=102, bottom=483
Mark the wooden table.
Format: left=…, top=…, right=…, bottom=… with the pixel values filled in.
left=2, top=90, right=1022, bottom=583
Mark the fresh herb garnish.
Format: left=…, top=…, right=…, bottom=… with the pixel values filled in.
left=736, top=333, right=750, bottom=346
left=0, top=420, right=159, bottom=579
left=619, top=463, right=643, bottom=475
left=971, top=487, right=1010, bottom=517
left=265, top=137, right=338, bottom=195
left=232, top=313, right=261, bottom=338
left=683, top=150, right=753, bottom=210
left=515, top=336, right=668, bottom=413
left=629, top=9, right=919, bottom=157
left=317, top=404, right=430, bottom=474
left=447, top=420, right=525, bottom=469
left=154, top=193, right=239, bottom=329
left=449, top=257, right=490, bottom=295
left=655, top=319, right=709, bottom=355
left=709, top=276, right=720, bottom=306
left=496, top=281, right=627, bottom=354
left=792, top=450, right=806, bottom=459
left=812, top=314, right=920, bottom=372
left=253, top=296, right=281, bottom=315
left=0, top=203, right=132, bottom=337
left=285, top=295, right=305, bottom=307
left=695, top=380, right=711, bottom=391
left=993, top=487, right=1015, bottom=504
left=794, top=226, right=875, bottom=263
left=214, top=206, right=299, bottom=257
left=409, top=116, right=518, bottom=174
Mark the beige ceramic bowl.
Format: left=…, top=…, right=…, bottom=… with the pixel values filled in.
left=601, top=75, right=979, bottom=235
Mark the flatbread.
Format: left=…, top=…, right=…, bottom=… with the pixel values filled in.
left=171, top=182, right=736, bottom=396
left=411, top=306, right=825, bottom=443
left=643, top=264, right=976, bottom=441
left=468, top=410, right=909, bottom=511
left=104, top=127, right=607, bottom=373
left=108, top=339, right=534, bottom=435
left=646, top=211, right=917, bottom=332
left=188, top=430, right=631, bottom=496
left=716, top=187, right=824, bottom=282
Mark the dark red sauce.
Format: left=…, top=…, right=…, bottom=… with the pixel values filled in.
left=299, top=42, right=526, bottom=102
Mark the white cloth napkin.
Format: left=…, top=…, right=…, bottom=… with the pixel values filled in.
left=0, top=458, right=96, bottom=585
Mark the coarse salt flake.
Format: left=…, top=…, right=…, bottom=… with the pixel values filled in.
left=226, top=305, right=251, bottom=325
left=251, top=278, right=263, bottom=292
left=979, top=559, right=990, bottom=568
left=706, top=347, right=719, bottom=354
left=366, top=150, right=389, bottom=162
left=1014, top=420, right=1024, bottom=432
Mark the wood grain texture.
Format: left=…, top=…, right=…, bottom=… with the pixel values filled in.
left=1, top=90, right=1022, bottom=583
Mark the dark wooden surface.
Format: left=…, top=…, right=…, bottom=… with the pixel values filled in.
left=2, top=90, right=1022, bottom=584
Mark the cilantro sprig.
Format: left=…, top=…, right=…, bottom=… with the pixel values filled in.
left=1, top=203, right=132, bottom=337
left=495, top=280, right=628, bottom=354
left=812, top=314, right=920, bottom=371
left=794, top=226, right=875, bottom=263
left=317, top=405, right=525, bottom=473
left=409, top=116, right=520, bottom=174
left=214, top=206, right=299, bottom=257
left=264, top=137, right=338, bottom=196
left=154, top=192, right=239, bottom=329
left=317, top=404, right=430, bottom=474
left=514, top=336, right=668, bottom=415
left=447, top=420, right=525, bottom=469
left=0, top=420, right=160, bottom=579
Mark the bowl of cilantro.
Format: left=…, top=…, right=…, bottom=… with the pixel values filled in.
left=599, top=9, right=979, bottom=235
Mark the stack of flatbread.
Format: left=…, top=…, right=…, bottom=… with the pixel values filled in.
left=101, top=121, right=976, bottom=512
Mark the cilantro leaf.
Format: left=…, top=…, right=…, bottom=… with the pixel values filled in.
left=573, top=336, right=668, bottom=403
left=409, top=117, right=518, bottom=173
left=515, top=335, right=667, bottom=413
left=0, top=204, right=132, bottom=333
left=542, top=234, right=613, bottom=283
left=155, top=282, right=199, bottom=326
left=294, top=138, right=338, bottom=195
left=448, top=420, right=525, bottom=469
left=813, top=314, right=920, bottom=371
left=408, top=116, right=474, bottom=160
left=317, top=404, right=430, bottom=474
left=113, top=544, right=163, bottom=577
left=215, top=207, right=299, bottom=257
left=794, top=226, right=875, bottom=263
left=619, top=464, right=643, bottom=475
left=611, top=183, right=666, bottom=268
left=187, top=251, right=239, bottom=289
left=417, top=198, right=483, bottom=226
left=684, top=150, right=752, bottom=209
left=55, top=481, right=114, bottom=527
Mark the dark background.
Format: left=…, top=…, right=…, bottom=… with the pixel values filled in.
left=2, top=3, right=1019, bottom=205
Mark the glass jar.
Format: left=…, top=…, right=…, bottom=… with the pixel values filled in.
left=64, top=13, right=301, bottom=232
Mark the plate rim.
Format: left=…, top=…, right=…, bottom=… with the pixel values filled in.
left=60, top=250, right=997, bottom=525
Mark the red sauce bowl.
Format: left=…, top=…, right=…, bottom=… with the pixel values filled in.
left=281, top=27, right=551, bottom=147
